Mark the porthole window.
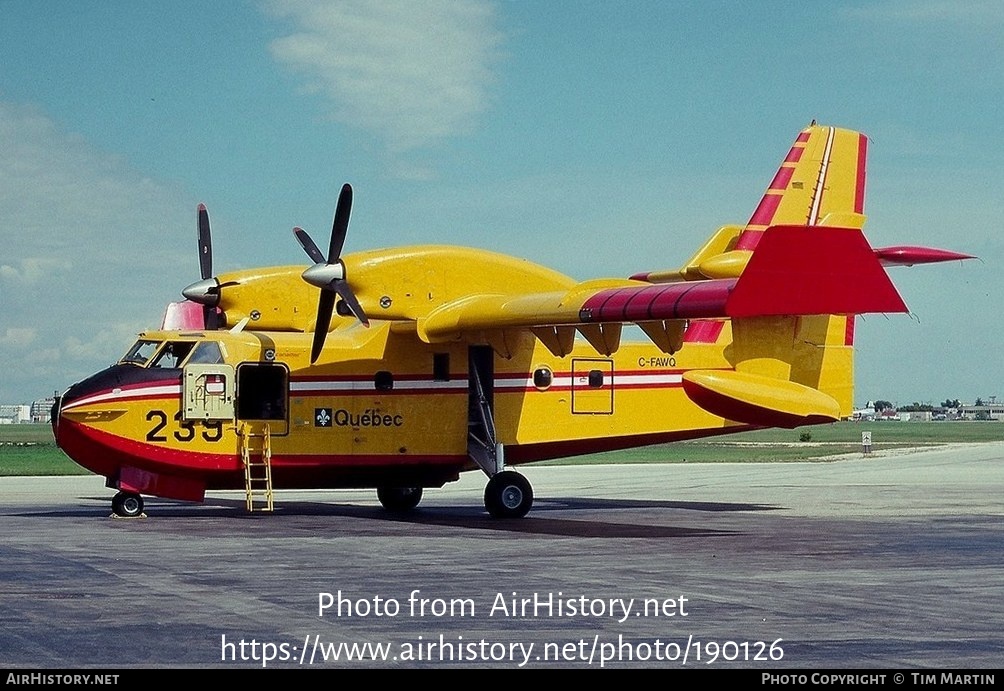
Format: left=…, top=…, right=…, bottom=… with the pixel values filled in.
left=375, top=371, right=394, bottom=391
left=588, top=369, right=604, bottom=388
left=533, top=367, right=553, bottom=390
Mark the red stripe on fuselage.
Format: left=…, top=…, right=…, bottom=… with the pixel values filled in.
left=59, top=418, right=238, bottom=477
left=291, top=386, right=467, bottom=397
left=506, top=425, right=751, bottom=463
left=60, top=380, right=181, bottom=411
left=58, top=416, right=466, bottom=485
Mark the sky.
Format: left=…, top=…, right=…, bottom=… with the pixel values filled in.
left=1, top=0, right=1001, bottom=407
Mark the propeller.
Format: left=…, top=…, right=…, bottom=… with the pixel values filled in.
left=181, top=203, right=221, bottom=329
left=294, top=183, right=370, bottom=363
left=198, top=203, right=213, bottom=280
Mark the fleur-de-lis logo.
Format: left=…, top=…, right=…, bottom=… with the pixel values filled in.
left=315, top=408, right=332, bottom=427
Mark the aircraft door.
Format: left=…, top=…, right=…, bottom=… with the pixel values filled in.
left=183, top=364, right=236, bottom=421
left=571, top=358, right=614, bottom=415
left=235, top=363, right=289, bottom=435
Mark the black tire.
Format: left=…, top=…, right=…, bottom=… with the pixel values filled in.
left=484, top=471, right=533, bottom=518
left=112, top=491, right=144, bottom=518
left=377, top=486, right=423, bottom=512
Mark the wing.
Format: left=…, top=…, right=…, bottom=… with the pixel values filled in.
left=417, top=225, right=909, bottom=356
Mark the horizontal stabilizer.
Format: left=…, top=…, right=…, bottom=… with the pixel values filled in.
left=582, top=225, right=909, bottom=326
left=682, top=370, right=841, bottom=429
left=726, top=225, right=907, bottom=317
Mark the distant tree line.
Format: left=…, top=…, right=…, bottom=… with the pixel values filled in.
left=872, top=398, right=984, bottom=411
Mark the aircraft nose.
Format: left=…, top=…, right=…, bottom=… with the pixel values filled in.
left=49, top=394, right=62, bottom=439
left=56, top=364, right=154, bottom=415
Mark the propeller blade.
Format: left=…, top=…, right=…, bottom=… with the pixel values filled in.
left=193, top=203, right=220, bottom=329
left=197, top=203, right=213, bottom=280
left=333, top=280, right=370, bottom=327
left=297, top=183, right=369, bottom=352
left=293, top=227, right=326, bottom=265
left=311, top=289, right=337, bottom=364
left=327, top=183, right=352, bottom=263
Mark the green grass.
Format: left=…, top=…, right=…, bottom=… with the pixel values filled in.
left=3, top=421, right=1003, bottom=476
left=0, top=424, right=90, bottom=476
left=539, top=420, right=1004, bottom=465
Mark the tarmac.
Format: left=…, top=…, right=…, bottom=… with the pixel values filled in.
left=1, top=442, right=1001, bottom=670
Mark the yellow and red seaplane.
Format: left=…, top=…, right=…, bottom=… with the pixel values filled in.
left=52, top=123, right=971, bottom=518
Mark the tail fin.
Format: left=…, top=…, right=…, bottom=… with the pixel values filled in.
left=637, top=123, right=973, bottom=427
left=635, top=123, right=869, bottom=283
left=735, top=124, right=868, bottom=248
left=680, top=124, right=871, bottom=425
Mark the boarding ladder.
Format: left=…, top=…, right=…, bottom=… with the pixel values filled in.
left=239, top=422, right=274, bottom=513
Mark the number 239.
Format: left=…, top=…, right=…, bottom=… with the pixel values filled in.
left=145, top=410, right=223, bottom=442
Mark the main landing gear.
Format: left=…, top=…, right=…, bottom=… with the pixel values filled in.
left=377, top=486, right=424, bottom=512
left=484, top=471, right=534, bottom=519
left=468, top=347, right=534, bottom=519
left=111, top=491, right=145, bottom=518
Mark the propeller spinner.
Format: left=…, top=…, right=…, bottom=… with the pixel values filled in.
left=294, top=183, right=370, bottom=364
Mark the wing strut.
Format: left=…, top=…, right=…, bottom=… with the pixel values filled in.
left=467, top=346, right=504, bottom=477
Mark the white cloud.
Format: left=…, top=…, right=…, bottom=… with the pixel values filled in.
left=0, top=257, right=73, bottom=285
left=0, top=101, right=191, bottom=401
left=61, top=322, right=144, bottom=362
left=265, top=0, right=502, bottom=151
left=0, top=328, right=37, bottom=349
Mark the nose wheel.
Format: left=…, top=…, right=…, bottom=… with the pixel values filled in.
left=112, top=491, right=145, bottom=518
left=484, top=471, right=533, bottom=519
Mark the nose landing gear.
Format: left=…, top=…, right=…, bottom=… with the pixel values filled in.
left=111, top=491, right=145, bottom=518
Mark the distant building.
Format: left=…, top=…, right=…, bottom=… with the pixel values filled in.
left=0, top=398, right=55, bottom=424
left=31, top=397, right=56, bottom=423
left=0, top=404, right=31, bottom=424
left=958, top=405, right=1004, bottom=421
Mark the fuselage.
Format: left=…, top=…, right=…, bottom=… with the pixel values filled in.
left=53, top=317, right=740, bottom=503
left=48, top=125, right=963, bottom=517
left=52, top=243, right=856, bottom=506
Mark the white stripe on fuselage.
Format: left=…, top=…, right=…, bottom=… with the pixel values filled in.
left=61, top=384, right=182, bottom=411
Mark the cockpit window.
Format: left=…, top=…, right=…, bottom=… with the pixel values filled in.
left=186, top=341, right=224, bottom=365
left=121, top=340, right=161, bottom=366
left=150, top=342, right=197, bottom=369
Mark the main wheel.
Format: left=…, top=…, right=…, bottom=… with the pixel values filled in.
left=377, top=486, right=423, bottom=512
left=112, top=491, right=144, bottom=518
left=484, top=471, right=533, bottom=518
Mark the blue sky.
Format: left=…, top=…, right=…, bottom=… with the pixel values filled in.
left=1, top=0, right=1001, bottom=406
